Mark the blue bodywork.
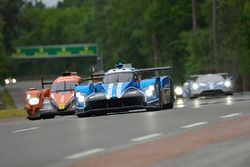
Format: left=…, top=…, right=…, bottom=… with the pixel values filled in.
left=74, top=64, right=174, bottom=116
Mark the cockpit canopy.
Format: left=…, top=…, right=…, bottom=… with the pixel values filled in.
left=103, top=72, right=135, bottom=83
left=196, top=74, right=225, bottom=83
left=51, top=81, right=78, bottom=92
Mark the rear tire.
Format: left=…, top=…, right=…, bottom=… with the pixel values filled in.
left=225, top=92, right=233, bottom=96
left=162, top=78, right=175, bottom=110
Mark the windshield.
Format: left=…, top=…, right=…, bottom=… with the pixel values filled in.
left=51, top=81, right=77, bottom=92
left=103, top=72, right=134, bottom=83
left=197, top=75, right=224, bottom=83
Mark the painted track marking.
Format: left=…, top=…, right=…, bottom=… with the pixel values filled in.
left=131, top=133, right=162, bottom=142
left=220, top=113, right=242, bottom=119
left=13, top=127, right=40, bottom=133
left=66, top=148, right=104, bottom=159
left=181, top=122, right=207, bottom=129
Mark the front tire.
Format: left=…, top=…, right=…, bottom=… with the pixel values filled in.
left=76, top=112, right=91, bottom=118
left=41, top=114, right=55, bottom=119
left=27, top=109, right=41, bottom=120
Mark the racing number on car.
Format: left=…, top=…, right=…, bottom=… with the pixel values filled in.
left=59, top=104, right=65, bottom=110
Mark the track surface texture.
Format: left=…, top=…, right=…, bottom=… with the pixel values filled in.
left=1, top=81, right=250, bottom=167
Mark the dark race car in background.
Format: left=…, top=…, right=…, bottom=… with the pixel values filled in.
left=75, top=63, right=175, bottom=117
left=25, top=72, right=81, bottom=120
left=4, top=78, right=17, bottom=85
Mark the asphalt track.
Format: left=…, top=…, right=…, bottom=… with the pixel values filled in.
left=1, top=81, right=250, bottom=167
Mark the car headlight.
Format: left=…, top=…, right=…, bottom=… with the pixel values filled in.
left=5, top=79, right=10, bottom=85
left=76, top=92, right=85, bottom=103
left=174, top=86, right=183, bottom=96
left=224, top=80, right=231, bottom=87
left=28, top=97, right=39, bottom=105
left=12, top=78, right=16, bottom=84
left=192, top=83, right=199, bottom=90
left=145, top=85, right=155, bottom=97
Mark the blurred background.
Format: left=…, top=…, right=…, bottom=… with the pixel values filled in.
left=0, top=0, right=249, bottom=91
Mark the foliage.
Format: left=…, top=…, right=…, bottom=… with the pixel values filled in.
left=0, top=89, right=26, bottom=119
left=0, top=0, right=249, bottom=89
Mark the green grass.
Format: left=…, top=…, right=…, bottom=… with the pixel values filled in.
left=0, top=89, right=27, bottom=119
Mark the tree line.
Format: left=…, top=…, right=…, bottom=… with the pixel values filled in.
left=0, top=0, right=249, bottom=90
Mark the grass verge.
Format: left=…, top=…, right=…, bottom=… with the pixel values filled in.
left=0, top=89, right=27, bottom=119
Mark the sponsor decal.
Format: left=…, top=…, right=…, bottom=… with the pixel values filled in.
left=107, top=83, right=114, bottom=99
left=117, top=83, right=123, bottom=98
left=59, top=104, right=65, bottom=110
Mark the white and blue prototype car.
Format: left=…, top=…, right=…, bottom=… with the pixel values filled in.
left=187, top=73, right=233, bottom=99
left=74, top=63, right=175, bottom=117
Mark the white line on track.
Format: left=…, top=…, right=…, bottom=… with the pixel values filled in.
left=181, top=122, right=207, bottom=129
left=13, top=127, right=40, bottom=133
left=131, top=133, right=162, bottom=142
left=220, top=113, right=242, bottom=119
left=66, top=148, right=104, bottom=159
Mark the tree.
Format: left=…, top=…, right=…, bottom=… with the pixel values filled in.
left=212, top=0, right=218, bottom=71
left=192, top=0, right=197, bottom=33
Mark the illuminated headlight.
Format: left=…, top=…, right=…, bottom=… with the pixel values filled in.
left=174, top=86, right=183, bottom=96
left=192, top=83, right=199, bottom=90
left=145, top=85, right=155, bottom=97
left=5, top=79, right=10, bottom=85
left=76, top=92, right=85, bottom=103
left=28, top=97, right=39, bottom=105
left=224, top=80, right=231, bottom=87
left=12, top=78, right=16, bottom=84
left=26, top=94, right=31, bottom=100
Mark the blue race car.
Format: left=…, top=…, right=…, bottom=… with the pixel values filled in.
left=75, top=63, right=175, bottom=117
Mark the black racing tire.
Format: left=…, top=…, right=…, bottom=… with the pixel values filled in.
left=41, top=114, right=55, bottom=119
left=94, top=111, right=107, bottom=116
left=162, top=78, right=175, bottom=110
left=147, top=107, right=160, bottom=111
left=27, top=115, right=41, bottom=121
left=225, top=92, right=233, bottom=96
left=190, top=95, right=198, bottom=99
left=156, top=78, right=163, bottom=110
left=163, top=102, right=174, bottom=109
left=76, top=112, right=91, bottom=118
left=27, top=109, right=41, bottom=120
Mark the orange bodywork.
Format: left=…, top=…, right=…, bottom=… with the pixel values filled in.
left=25, top=73, right=81, bottom=119
left=50, top=75, right=81, bottom=111
left=25, top=88, right=50, bottom=116
left=54, top=75, right=81, bottom=84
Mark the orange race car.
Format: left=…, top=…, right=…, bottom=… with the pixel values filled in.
left=25, top=72, right=81, bottom=120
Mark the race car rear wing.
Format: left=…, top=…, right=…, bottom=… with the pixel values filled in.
left=190, top=73, right=229, bottom=79
left=81, top=73, right=104, bottom=83
left=41, top=77, right=53, bottom=89
left=136, top=66, right=173, bottom=76
left=61, top=72, right=77, bottom=76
